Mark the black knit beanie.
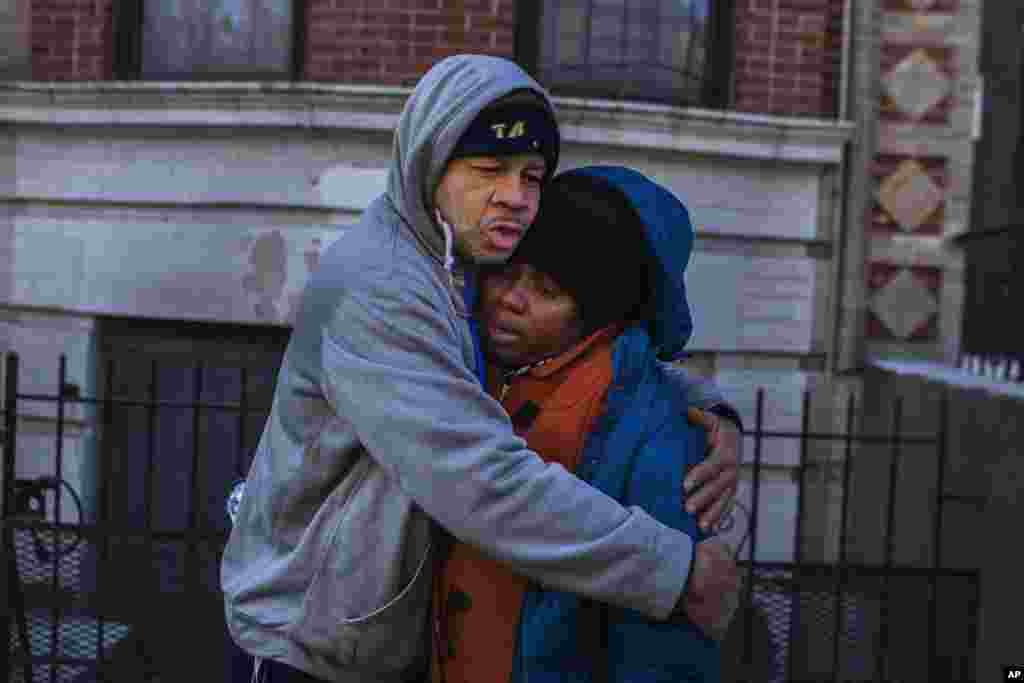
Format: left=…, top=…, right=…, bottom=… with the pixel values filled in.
left=510, top=170, right=655, bottom=335
left=449, top=90, right=559, bottom=181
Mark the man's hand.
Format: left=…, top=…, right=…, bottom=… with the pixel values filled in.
left=684, top=408, right=741, bottom=532
left=676, top=539, right=741, bottom=641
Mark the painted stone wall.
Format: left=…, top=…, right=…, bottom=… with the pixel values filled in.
left=7, top=124, right=380, bottom=326
left=3, top=113, right=842, bottom=347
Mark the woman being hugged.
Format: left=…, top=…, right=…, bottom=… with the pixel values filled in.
left=432, top=166, right=741, bottom=683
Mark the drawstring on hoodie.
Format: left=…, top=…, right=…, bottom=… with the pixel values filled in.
left=435, top=209, right=487, bottom=388
left=434, top=209, right=456, bottom=286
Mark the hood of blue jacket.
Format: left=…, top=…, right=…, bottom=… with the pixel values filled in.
left=562, top=166, right=694, bottom=361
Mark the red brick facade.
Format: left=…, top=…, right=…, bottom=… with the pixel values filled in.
left=29, top=0, right=844, bottom=119
left=733, top=0, right=845, bottom=118
left=304, top=0, right=516, bottom=85
left=32, top=0, right=115, bottom=81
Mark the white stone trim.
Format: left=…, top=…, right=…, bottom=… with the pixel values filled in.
left=0, top=81, right=854, bottom=164
left=556, top=96, right=853, bottom=164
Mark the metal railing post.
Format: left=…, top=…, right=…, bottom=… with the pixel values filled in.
left=235, top=366, right=248, bottom=479
left=141, top=359, right=159, bottom=678
left=965, top=575, right=981, bottom=680
left=2, top=353, right=16, bottom=517
left=187, top=363, right=204, bottom=599
left=786, top=389, right=811, bottom=683
left=876, top=397, right=903, bottom=682
left=928, top=388, right=951, bottom=676
left=48, top=356, right=68, bottom=683
left=96, top=359, right=115, bottom=672
left=2, top=353, right=20, bottom=683
left=742, top=388, right=765, bottom=681
left=830, top=392, right=856, bottom=681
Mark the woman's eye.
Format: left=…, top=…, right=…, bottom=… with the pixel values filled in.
left=538, top=281, right=560, bottom=298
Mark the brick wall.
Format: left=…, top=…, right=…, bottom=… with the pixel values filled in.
left=28, top=0, right=843, bottom=119
left=734, top=0, right=845, bottom=118
left=305, top=0, right=516, bottom=85
left=32, top=0, right=114, bottom=80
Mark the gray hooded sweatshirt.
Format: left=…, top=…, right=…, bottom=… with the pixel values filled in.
left=221, top=55, right=726, bottom=682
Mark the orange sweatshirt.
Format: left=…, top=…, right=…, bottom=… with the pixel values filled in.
left=431, top=326, right=621, bottom=683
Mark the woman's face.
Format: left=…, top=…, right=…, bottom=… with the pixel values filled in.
left=479, top=262, right=584, bottom=368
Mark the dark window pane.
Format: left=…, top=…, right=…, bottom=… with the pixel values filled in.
left=536, top=0, right=713, bottom=106
left=140, top=0, right=294, bottom=79
left=96, top=318, right=287, bottom=540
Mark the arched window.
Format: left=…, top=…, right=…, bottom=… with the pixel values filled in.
left=517, top=0, right=732, bottom=108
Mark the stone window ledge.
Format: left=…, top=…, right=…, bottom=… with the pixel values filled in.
left=0, top=81, right=853, bottom=165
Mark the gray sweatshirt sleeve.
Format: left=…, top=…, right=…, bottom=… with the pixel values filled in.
left=319, top=264, right=692, bottom=620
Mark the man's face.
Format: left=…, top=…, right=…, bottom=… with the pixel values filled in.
left=479, top=262, right=583, bottom=367
left=433, top=153, right=547, bottom=265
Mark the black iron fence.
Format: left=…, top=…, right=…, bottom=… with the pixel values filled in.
left=721, top=389, right=980, bottom=683
left=2, top=353, right=260, bottom=683
left=2, top=353, right=981, bottom=682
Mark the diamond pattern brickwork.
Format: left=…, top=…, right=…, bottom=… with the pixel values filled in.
left=873, top=156, right=947, bottom=235
left=881, top=47, right=954, bottom=122
left=866, top=264, right=942, bottom=340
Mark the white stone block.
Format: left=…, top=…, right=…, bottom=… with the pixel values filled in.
left=317, top=165, right=388, bottom=211
left=13, top=127, right=392, bottom=210
left=687, top=254, right=816, bottom=352
left=561, top=153, right=822, bottom=241
left=12, top=227, right=84, bottom=307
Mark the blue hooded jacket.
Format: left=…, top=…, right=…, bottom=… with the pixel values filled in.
left=509, top=166, right=720, bottom=682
